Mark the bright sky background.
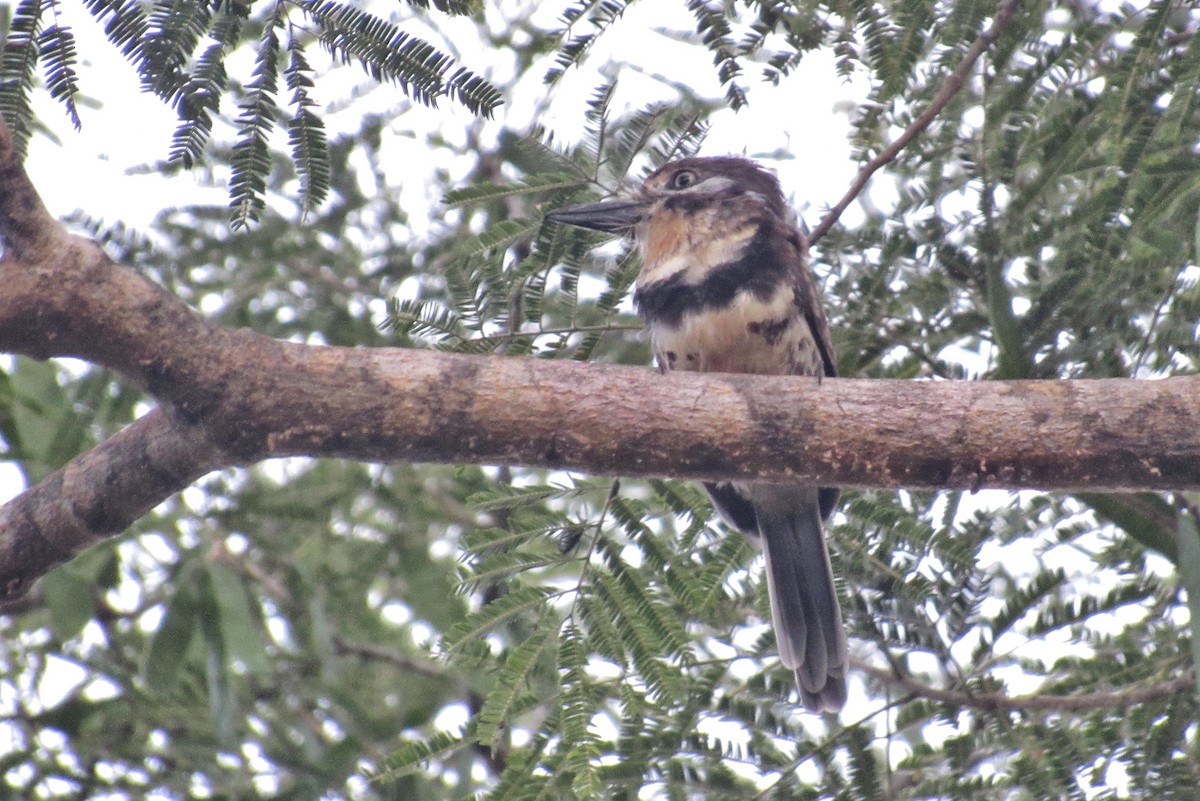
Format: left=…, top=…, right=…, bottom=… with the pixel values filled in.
left=24, top=2, right=872, bottom=233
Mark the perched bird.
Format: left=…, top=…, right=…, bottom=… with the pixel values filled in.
left=546, top=157, right=848, bottom=712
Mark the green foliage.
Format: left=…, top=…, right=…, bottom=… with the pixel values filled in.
left=167, top=7, right=243, bottom=169
left=0, top=0, right=499, bottom=213
left=229, top=7, right=283, bottom=228
left=0, top=0, right=44, bottom=155
left=543, top=1, right=632, bottom=85
left=4, top=2, right=1200, bottom=800
left=300, top=0, right=502, bottom=116
left=38, top=20, right=80, bottom=129
left=284, top=37, right=332, bottom=217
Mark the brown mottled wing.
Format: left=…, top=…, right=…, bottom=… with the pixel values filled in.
left=787, top=227, right=837, bottom=380
left=783, top=226, right=839, bottom=520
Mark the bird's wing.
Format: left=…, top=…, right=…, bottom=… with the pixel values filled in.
left=786, top=226, right=837, bottom=379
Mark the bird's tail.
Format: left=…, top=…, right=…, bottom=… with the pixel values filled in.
left=752, top=483, right=848, bottom=712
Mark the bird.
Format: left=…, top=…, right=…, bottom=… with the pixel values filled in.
left=546, top=156, right=848, bottom=712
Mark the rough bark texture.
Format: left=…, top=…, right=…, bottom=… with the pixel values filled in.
left=1, top=115, right=1198, bottom=601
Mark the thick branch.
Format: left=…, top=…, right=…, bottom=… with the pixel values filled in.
left=3, top=225, right=1200, bottom=596
left=0, top=409, right=225, bottom=600
left=2, top=108, right=1198, bottom=600
left=4, top=238, right=1199, bottom=489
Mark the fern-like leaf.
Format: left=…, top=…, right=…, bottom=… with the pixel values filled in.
left=374, top=727, right=472, bottom=780
left=467, top=482, right=579, bottom=512
left=387, top=297, right=465, bottom=345
left=284, top=36, right=330, bottom=215
left=442, top=586, right=557, bottom=655
left=38, top=24, right=81, bottom=130
left=592, top=572, right=680, bottom=699
left=544, top=1, right=631, bottom=85
left=136, top=0, right=214, bottom=103
left=689, top=531, right=749, bottom=613
left=404, top=0, right=474, bottom=14
left=462, top=524, right=560, bottom=556
left=579, top=80, right=616, bottom=164
left=987, top=567, right=1067, bottom=643
left=169, top=9, right=243, bottom=168
left=617, top=566, right=689, bottom=659
left=444, top=66, right=503, bottom=118
left=229, top=14, right=283, bottom=228
left=475, top=618, right=556, bottom=748
left=443, top=173, right=588, bottom=207
left=845, top=723, right=884, bottom=801
left=0, top=0, right=44, bottom=155
left=576, top=594, right=628, bottom=671
left=544, top=34, right=591, bottom=86
left=558, top=625, right=602, bottom=798
left=488, top=735, right=551, bottom=801
left=685, top=0, right=747, bottom=111
left=457, top=552, right=566, bottom=591
left=454, top=218, right=543, bottom=260
left=81, top=0, right=148, bottom=63
left=300, top=0, right=500, bottom=116
left=645, top=112, right=710, bottom=167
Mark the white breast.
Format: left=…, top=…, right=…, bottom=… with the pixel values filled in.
left=647, top=283, right=822, bottom=376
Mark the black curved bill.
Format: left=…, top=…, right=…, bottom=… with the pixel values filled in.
left=545, top=199, right=645, bottom=233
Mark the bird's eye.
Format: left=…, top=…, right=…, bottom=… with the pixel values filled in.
left=669, top=170, right=698, bottom=190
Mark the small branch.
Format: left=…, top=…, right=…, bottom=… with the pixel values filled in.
left=807, top=0, right=1022, bottom=245
left=855, top=659, right=1196, bottom=713
left=0, top=409, right=226, bottom=601
left=331, top=636, right=445, bottom=679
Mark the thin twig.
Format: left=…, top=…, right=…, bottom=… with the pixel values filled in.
left=331, top=636, right=446, bottom=679
left=807, top=0, right=1023, bottom=246
left=854, top=658, right=1195, bottom=713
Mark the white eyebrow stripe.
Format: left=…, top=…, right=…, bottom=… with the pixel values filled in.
left=683, top=175, right=735, bottom=192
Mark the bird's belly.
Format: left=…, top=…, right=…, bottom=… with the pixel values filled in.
left=648, top=290, right=822, bottom=376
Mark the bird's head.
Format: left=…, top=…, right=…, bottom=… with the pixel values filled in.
left=546, top=156, right=788, bottom=237
left=547, top=157, right=792, bottom=286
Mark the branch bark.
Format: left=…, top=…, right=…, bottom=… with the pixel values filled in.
left=2, top=101, right=1199, bottom=600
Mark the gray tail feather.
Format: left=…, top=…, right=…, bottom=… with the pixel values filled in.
left=753, top=484, right=848, bottom=713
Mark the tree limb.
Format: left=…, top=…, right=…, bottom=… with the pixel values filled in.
left=3, top=103, right=1199, bottom=600
left=0, top=409, right=225, bottom=601
left=5, top=229, right=1199, bottom=493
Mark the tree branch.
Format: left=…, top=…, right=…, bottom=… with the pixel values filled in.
left=5, top=232, right=1198, bottom=490
left=855, top=659, right=1196, bottom=713
left=807, top=0, right=1022, bottom=245
left=3, top=101, right=1199, bottom=601
left=331, top=636, right=446, bottom=680
left=0, top=409, right=226, bottom=601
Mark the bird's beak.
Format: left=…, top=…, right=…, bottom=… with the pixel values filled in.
left=545, top=198, right=645, bottom=234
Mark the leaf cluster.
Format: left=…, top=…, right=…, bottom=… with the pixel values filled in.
left=0, top=0, right=500, bottom=225
left=387, top=82, right=710, bottom=363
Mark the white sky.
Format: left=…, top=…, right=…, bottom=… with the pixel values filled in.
left=23, top=2, right=873, bottom=232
